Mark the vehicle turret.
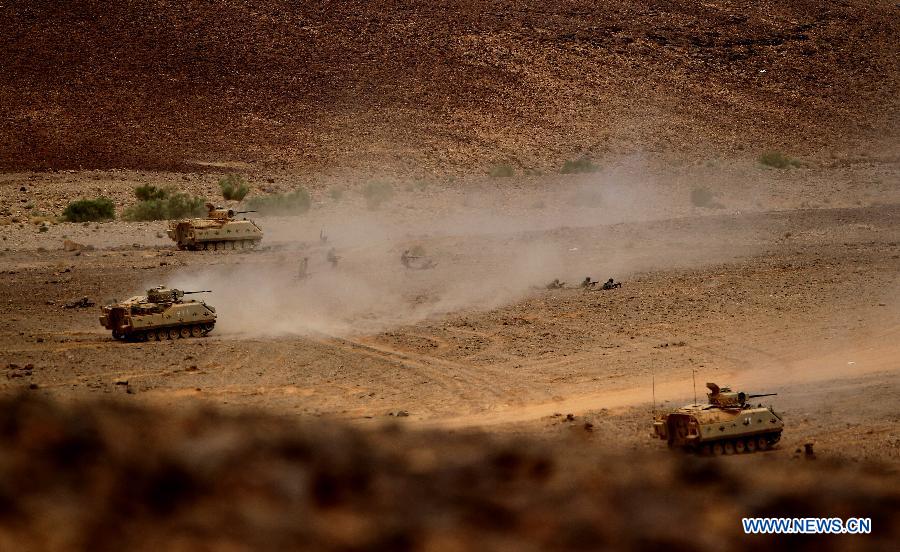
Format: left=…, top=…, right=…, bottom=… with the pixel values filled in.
left=705, top=382, right=777, bottom=408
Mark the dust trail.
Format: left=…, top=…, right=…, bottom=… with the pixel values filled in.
left=164, top=166, right=767, bottom=337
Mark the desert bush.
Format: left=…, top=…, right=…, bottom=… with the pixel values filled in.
left=245, top=187, right=311, bottom=216
left=123, top=193, right=205, bottom=221
left=328, top=187, right=344, bottom=202
left=362, top=182, right=394, bottom=210
left=134, top=184, right=168, bottom=201
left=560, top=156, right=598, bottom=174
left=219, top=175, right=250, bottom=201
left=758, top=151, right=801, bottom=169
left=488, top=164, right=514, bottom=178
left=62, top=197, right=115, bottom=222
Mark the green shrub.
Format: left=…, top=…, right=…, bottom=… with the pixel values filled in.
left=758, top=151, right=801, bottom=169
left=329, top=187, right=344, bottom=202
left=362, top=182, right=394, bottom=210
left=134, top=184, right=168, bottom=201
left=219, top=174, right=250, bottom=201
left=245, top=187, right=311, bottom=216
left=488, top=164, right=514, bottom=178
left=123, top=193, right=205, bottom=221
left=62, top=197, right=115, bottom=222
left=560, top=156, right=598, bottom=174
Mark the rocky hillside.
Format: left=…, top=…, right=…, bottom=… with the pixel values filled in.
left=1, top=1, right=898, bottom=172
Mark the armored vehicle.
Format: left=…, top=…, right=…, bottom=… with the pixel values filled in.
left=652, top=383, right=783, bottom=455
left=99, top=286, right=216, bottom=341
left=167, top=203, right=262, bottom=250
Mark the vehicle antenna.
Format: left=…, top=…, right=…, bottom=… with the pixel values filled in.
left=692, top=368, right=697, bottom=405
left=652, top=374, right=656, bottom=416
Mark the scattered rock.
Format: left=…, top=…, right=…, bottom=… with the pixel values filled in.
left=63, top=239, right=94, bottom=252
left=64, top=297, right=95, bottom=309
left=565, top=413, right=575, bottom=422
left=804, top=443, right=816, bottom=460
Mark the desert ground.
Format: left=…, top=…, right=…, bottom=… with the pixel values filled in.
left=2, top=0, right=899, bottom=549
left=1, top=157, right=899, bottom=549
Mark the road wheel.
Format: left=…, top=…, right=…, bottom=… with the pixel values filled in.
left=712, top=443, right=724, bottom=456
left=701, top=444, right=712, bottom=456
left=191, top=325, right=203, bottom=337
left=724, top=441, right=735, bottom=455
left=735, top=439, right=747, bottom=454
left=168, top=328, right=179, bottom=339
left=757, top=437, right=769, bottom=451
left=179, top=326, right=191, bottom=338
left=746, top=439, right=757, bottom=453
left=155, top=329, right=166, bottom=341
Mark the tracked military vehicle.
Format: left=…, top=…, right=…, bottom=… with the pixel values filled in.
left=99, top=286, right=216, bottom=341
left=652, top=383, right=783, bottom=455
left=167, top=203, right=262, bottom=250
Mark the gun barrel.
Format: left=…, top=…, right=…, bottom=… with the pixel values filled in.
left=747, top=393, right=777, bottom=398
left=235, top=210, right=257, bottom=214
left=183, top=290, right=212, bottom=294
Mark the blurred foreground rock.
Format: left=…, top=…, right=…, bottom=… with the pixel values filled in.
left=0, top=395, right=896, bottom=551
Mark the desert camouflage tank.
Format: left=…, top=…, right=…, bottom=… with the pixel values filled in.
left=167, top=203, right=263, bottom=250
left=99, top=286, right=216, bottom=341
left=652, top=382, right=783, bottom=455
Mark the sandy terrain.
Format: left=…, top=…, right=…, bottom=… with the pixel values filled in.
left=1, top=1, right=899, bottom=548
left=2, top=162, right=898, bottom=469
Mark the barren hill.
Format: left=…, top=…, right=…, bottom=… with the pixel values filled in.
left=1, top=1, right=898, bottom=172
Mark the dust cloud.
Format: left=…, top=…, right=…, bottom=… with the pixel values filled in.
left=164, top=166, right=765, bottom=337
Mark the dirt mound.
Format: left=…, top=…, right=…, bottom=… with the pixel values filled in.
left=1, top=1, right=898, bottom=172
left=0, top=395, right=897, bottom=550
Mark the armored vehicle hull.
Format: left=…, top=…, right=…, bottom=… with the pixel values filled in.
left=652, top=383, right=783, bottom=455
left=168, top=206, right=262, bottom=250
left=168, top=218, right=262, bottom=250
left=100, top=287, right=217, bottom=341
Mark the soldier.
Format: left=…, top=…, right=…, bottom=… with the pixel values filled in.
left=401, top=249, right=413, bottom=268
left=581, top=277, right=597, bottom=289
left=601, top=278, right=621, bottom=290
left=326, top=248, right=340, bottom=268
left=546, top=279, right=565, bottom=289
left=298, top=257, right=309, bottom=279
